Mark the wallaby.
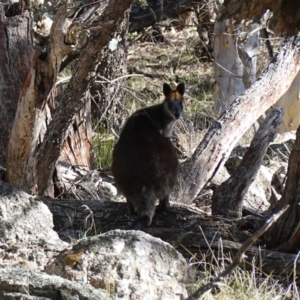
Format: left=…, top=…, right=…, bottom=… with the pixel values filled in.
left=112, top=83, right=185, bottom=229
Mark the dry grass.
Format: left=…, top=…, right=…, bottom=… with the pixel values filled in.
left=189, top=243, right=298, bottom=300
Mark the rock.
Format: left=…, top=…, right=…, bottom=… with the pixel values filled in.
left=46, top=230, right=191, bottom=300
left=0, top=180, right=67, bottom=270
left=0, top=265, right=110, bottom=300
left=243, top=164, right=273, bottom=213
left=210, top=164, right=231, bottom=186
left=0, top=181, right=191, bottom=299
left=211, top=149, right=289, bottom=215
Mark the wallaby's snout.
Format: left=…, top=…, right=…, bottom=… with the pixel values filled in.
left=167, top=100, right=183, bottom=119
left=163, top=82, right=185, bottom=120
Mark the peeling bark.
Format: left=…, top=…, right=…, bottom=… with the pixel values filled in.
left=0, top=9, right=33, bottom=166
left=5, top=7, right=78, bottom=194
left=58, top=97, right=96, bottom=169
left=213, top=20, right=259, bottom=116
left=35, top=1, right=133, bottom=196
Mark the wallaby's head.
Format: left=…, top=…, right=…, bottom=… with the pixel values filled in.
left=163, top=83, right=185, bottom=120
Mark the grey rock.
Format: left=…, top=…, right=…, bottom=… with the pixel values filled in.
left=46, top=230, right=191, bottom=300
left=0, top=180, right=67, bottom=270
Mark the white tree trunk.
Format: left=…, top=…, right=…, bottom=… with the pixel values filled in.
left=275, top=70, right=300, bottom=133
left=213, top=20, right=259, bottom=117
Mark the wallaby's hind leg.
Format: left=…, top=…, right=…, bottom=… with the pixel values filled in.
left=131, top=193, right=156, bottom=230
left=156, top=196, right=170, bottom=212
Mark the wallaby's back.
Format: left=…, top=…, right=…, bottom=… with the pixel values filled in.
left=112, top=83, right=185, bottom=229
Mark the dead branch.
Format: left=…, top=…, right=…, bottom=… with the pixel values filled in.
left=179, top=33, right=300, bottom=203
left=211, top=107, right=284, bottom=218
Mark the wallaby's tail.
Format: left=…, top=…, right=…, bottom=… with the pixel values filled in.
left=130, top=190, right=157, bottom=230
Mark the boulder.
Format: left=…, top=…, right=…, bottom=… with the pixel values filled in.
left=0, top=180, right=66, bottom=270
left=46, top=230, right=191, bottom=300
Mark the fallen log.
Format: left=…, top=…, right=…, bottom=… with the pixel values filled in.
left=41, top=197, right=300, bottom=277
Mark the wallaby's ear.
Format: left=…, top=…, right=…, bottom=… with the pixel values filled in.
left=176, top=83, right=185, bottom=96
left=163, top=83, right=172, bottom=96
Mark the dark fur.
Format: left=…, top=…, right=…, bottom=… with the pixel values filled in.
left=112, top=83, right=185, bottom=229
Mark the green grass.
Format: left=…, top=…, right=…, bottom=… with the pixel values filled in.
left=93, top=128, right=115, bottom=169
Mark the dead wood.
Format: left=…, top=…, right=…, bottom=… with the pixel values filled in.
left=0, top=9, right=33, bottom=167
left=179, top=33, right=300, bottom=203
left=41, top=197, right=300, bottom=278
left=34, top=1, right=133, bottom=196
left=264, top=124, right=300, bottom=252
left=211, top=107, right=284, bottom=218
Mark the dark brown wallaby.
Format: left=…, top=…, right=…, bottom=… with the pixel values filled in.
left=112, top=83, right=185, bottom=230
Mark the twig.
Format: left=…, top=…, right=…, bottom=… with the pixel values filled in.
left=95, top=73, right=145, bottom=83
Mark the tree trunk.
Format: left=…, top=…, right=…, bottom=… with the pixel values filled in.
left=4, top=1, right=133, bottom=196
left=4, top=6, right=92, bottom=195
left=0, top=8, right=33, bottom=167
left=35, top=1, right=133, bottom=196
left=213, top=20, right=259, bottom=116
left=90, top=9, right=130, bottom=130
left=178, top=33, right=300, bottom=203
left=263, top=124, right=300, bottom=252
left=58, top=97, right=96, bottom=169
left=275, top=70, right=300, bottom=133
left=211, top=108, right=283, bottom=218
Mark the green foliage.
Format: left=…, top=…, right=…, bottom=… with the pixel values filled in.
left=93, top=127, right=115, bottom=169
left=137, top=0, right=148, bottom=7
